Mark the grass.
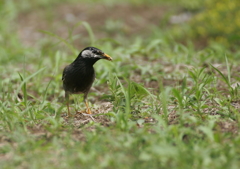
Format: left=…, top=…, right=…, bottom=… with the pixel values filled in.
left=0, top=0, right=240, bottom=168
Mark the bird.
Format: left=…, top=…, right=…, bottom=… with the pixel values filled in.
left=62, top=47, right=112, bottom=117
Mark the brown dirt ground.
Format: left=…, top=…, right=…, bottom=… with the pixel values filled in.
left=17, top=3, right=169, bottom=48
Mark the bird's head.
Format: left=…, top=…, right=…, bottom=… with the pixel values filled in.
left=78, top=47, right=112, bottom=63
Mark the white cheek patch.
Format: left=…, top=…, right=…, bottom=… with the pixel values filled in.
left=81, top=50, right=101, bottom=59
left=81, top=50, right=92, bottom=58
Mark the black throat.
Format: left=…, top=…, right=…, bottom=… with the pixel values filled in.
left=74, top=56, right=100, bottom=66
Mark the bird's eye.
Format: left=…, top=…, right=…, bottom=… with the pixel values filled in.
left=94, top=50, right=103, bottom=55
left=92, top=50, right=98, bottom=54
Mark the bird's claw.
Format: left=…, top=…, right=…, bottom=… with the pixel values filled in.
left=86, top=108, right=92, bottom=114
left=76, top=111, right=95, bottom=122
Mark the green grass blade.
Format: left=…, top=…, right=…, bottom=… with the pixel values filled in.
left=210, top=64, right=231, bottom=88
left=73, top=21, right=95, bottom=45
left=16, top=68, right=45, bottom=101
left=225, top=54, right=231, bottom=85
left=18, top=72, right=27, bottom=106
left=40, top=30, right=77, bottom=54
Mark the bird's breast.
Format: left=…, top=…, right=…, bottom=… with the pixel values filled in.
left=63, top=64, right=95, bottom=94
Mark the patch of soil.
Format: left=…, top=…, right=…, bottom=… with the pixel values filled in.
left=62, top=101, right=113, bottom=127
left=17, top=3, right=169, bottom=47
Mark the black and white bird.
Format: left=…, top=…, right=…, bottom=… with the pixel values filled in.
left=62, top=47, right=112, bottom=117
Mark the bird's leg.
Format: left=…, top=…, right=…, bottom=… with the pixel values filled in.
left=84, top=93, right=92, bottom=114
left=76, top=94, right=93, bottom=116
left=83, top=96, right=95, bottom=121
left=84, top=100, right=92, bottom=114
left=65, top=92, right=71, bottom=117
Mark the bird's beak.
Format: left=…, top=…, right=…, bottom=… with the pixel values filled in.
left=101, top=53, right=112, bottom=61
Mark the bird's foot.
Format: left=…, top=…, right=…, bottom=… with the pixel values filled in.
left=76, top=110, right=95, bottom=122
left=76, top=108, right=92, bottom=114
left=86, top=108, right=92, bottom=114
left=66, top=111, right=76, bottom=118
left=62, top=113, right=73, bottom=118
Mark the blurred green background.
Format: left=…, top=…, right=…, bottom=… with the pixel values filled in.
left=1, top=0, right=240, bottom=168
